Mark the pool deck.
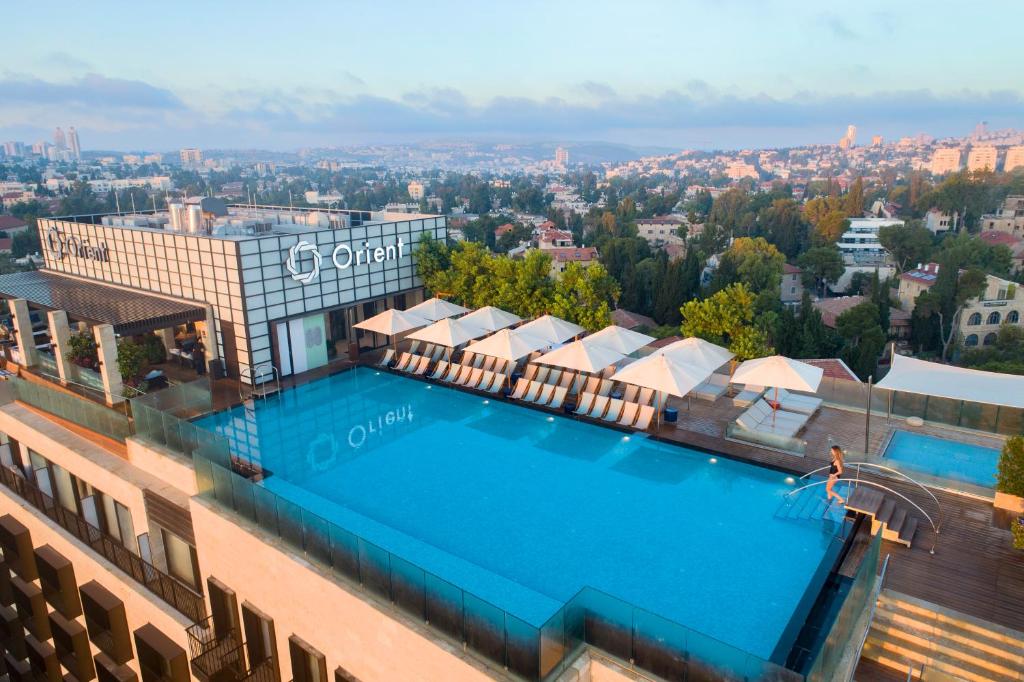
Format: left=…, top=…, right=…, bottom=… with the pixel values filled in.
left=207, top=358, right=1024, bottom=679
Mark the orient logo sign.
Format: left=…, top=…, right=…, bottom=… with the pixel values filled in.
left=285, top=237, right=406, bottom=283
left=47, top=228, right=111, bottom=263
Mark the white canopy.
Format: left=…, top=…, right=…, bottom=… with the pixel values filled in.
left=352, top=308, right=430, bottom=336
left=534, top=340, right=626, bottom=374
left=515, top=315, right=585, bottom=345
left=407, top=317, right=488, bottom=347
left=877, top=354, right=1024, bottom=409
left=731, top=355, right=824, bottom=393
left=582, top=325, right=655, bottom=355
left=405, top=297, right=471, bottom=321
left=462, top=328, right=549, bottom=362
left=651, top=337, right=734, bottom=371
left=610, top=354, right=713, bottom=398
left=459, top=306, right=523, bottom=332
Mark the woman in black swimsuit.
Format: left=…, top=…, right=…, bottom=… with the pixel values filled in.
left=826, top=445, right=845, bottom=505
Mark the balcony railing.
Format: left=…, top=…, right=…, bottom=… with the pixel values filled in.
left=0, top=465, right=206, bottom=622
left=186, top=618, right=278, bottom=682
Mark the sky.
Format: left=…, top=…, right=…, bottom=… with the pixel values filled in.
left=1, top=0, right=1022, bottom=152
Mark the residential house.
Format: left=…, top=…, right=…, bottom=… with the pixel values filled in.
left=546, top=246, right=599, bottom=278
left=978, top=230, right=1024, bottom=274
left=537, top=228, right=573, bottom=250
left=813, top=295, right=906, bottom=338
left=636, top=216, right=684, bottom=246
left=897, top=263, right=941, bottom=310
left=979, top=195, right=1024, bottom=238
left=781, top=263, right=803, bottom=304
left=924, top=208, right=956, bottom=235
left=0, top=215, right=29, bottom=234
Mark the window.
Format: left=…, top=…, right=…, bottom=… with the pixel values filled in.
left=161, top=530, right=200, bottom=591
left=987, top=311, right=1001, bottom=325
left=967, top=312, right=982, bottom=325
left=1009, top=310, right=1020, bottom=324
left=288, top=636, right=326, bottom=682
left=965, top=334, right=979, bottom=346
left=983, top=332, right=997, bottom=345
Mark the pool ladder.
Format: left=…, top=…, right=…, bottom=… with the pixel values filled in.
left=240, top=363, right=281, bottom=403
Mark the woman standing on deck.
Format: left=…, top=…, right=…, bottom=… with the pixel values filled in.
left=826, top=445, right=845, bottom=505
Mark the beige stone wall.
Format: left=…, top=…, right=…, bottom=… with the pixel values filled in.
left=189, top=498, right=501, bottom=682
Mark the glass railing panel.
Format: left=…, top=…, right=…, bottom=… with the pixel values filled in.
left=463, top=591, right=506, bottom=667
left=389, top=554, right=426, bottom=621
left=538, top=605, right=566, bottom=679
left=504, top=612, right=540, bottom=680
left=424, top=572, right=465, bottom=643
left=230, top=472, right=256, bottom=523
left=574, top=588, right=633, bottom=663
left=251, top=485, right=279, bottom=536
left=996, top=406, right=1024, bottom=436
left=300, top=509, right=331, bottom=567
left=328, top=523, right=360, bottom=581
left=631, top=608, right=687, bottom=680
left=357, top=537, right=391, bottom=600
left=275, top=497, right=304, bottom=553
left=924, top=396, right=960, bottom=425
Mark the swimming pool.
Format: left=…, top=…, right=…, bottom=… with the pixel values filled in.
left=197, top=368, right=840, bottom=662
left=884, top=430, right=1001, bottom=489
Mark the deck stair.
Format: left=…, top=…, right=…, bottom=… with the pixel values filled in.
left=860, top=590, right=1024, bottom=681
left=776, top=478, right=848, bottom=533
left=845, top=487, right=919, bottom=548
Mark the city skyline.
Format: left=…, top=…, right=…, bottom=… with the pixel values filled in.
left=1, top=1, right=1022, bottom=150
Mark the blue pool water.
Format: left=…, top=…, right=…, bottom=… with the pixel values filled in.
left=196, top=368, right=839, bottom=660
left=884, top=430, right=1000, bottom=489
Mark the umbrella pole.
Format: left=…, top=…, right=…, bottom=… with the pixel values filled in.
left=772, top=386, right=778, bottom=426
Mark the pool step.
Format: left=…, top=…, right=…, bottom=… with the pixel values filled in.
left=847, top=487, right=917, bottom=548
left=859, top=589, right=1024, bottom=682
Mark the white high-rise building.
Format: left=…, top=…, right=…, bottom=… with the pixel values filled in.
left=53, top=126, right=66, bottom=150
left=845, top=124, right=857, bottom=147
left=67, top=126, right=81, bottom=159
left=180, top=147, right=203, bottom=165
left=967, top=145, right=998, bottom=172
left=1004, top=146, right=1024, bottom=173
left=930, top=148, right=962, bottom=175
left=555, top=146, right=569, bottom=167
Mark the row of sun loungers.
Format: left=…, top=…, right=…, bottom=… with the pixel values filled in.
left=573, top=394, right=655, bottom=429
left=735, top=399, right=811, bottom=438
left=508, top=380, right=569, bottom=409
left=432, top=362, right=506, bottom=393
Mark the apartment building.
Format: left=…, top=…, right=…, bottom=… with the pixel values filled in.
left=979, top=195, right=1024, bottom=238
left=929, top=148, right=962, bottom=175
left=635, top=216, right=684, bottom=246
left=838, top=218, right=903, bottom=266
left=966, top=145, right=998, bottom=172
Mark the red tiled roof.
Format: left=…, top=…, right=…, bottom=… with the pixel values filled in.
left=538, top=220, right=556, bottom=230
left=978, top=230, right=1022, bottom=247
left=782, top=262, right=802, bottom=274
left=812, top=296, right=867, bottom=328
left=548, top=247, right=598, bottom=262
left=539, top=228, right=573, bottom=242
left=494, top=223, right=515, bottom=236
left=899, top=262, right=941, bottom=286
left=0, top=216, right=28, bottom=230
left=636, top=215, right=683, bottom=225
left=802, top=358, right=861, bottom=382
left=648, top=335, right=683, bottom=349
left=0, top=238, right=13, bottom=252
left=611, top=308, right=657, bottom=330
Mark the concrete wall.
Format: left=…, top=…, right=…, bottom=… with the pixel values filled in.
left=189, top=499, right=502, bottom=682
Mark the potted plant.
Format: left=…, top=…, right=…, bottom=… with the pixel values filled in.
left=995, top=435, right=1024, bottom=513
left=117, top=339, right=149, bottom=389
left=65, top=331, right=99, bottom=370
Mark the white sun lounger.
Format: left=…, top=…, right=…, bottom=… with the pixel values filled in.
left=574, top=392, right=596, bottom=415
left=583, top=376, right=600, bottom=394
left=617, top=402, right=641, bottom=426
left=480, top=356, right=495, bottom=372
left=587, top=395, right=610, bottom=419
left=460, top=368, right=483, bottom=387
left=522, top=365, right=538, bottom=382
left=476, top=371, right=495, bottom=391
left=597, top=380, right=613, bottom=396
left=523, top=381, right=543, bottom=402
left=622, top=385, right=639, bottom=403
left=430, top=346, right=446, bottom=362
left=412, top=356, right=431, bottom=375
left=534, top=367, right=550, bottom=384
left=472, top=355, right=485, bottom=369
left=633, top=405, right=655, bottom=430
left=408, top=340, right=420, bottom=355
left=549, top=386, right=568, bottom=410
left=603, top=398, right=624, bottom=422
left=377, top=349, right=395, bottom=367
left=637, top=387, right=654, bottom=406
left=732, top=386, right=764, bottom=407
left=422, top=343, right=436, bottom=360
left=487, top=374, right=504, bottom=393
left=547, top=369, right=563, bottom=386
left=775, top=388, right=823, bottom=415
left=429, top=361, right=450, bottom=380
left=394, top=352, right=414, bottom=372
left=510, top=378, right=529, bottom=400
left=558, top=372, right=574, bottom=389
left=693, top=373, right=729, bottom=401
left=535, top=383, right=556, bottom=406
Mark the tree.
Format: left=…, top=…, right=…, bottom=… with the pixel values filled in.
left=914, top=265, right=987, bottom=361
left=835, top=302, right=886, bottom=380
left=711, top=237, right=785, bottom=298
left=680, top=283, right=773, bottom=360
left=814, top=211, right=849, bottom=244
left=651, top=250, right=700, bottom=325
left=843, top=176, right=865, bottom=217
left=756, top=198, right=809, bottom=258
left=802, top=196, right=843, bottom=227
left=550, top=262, right=619, bottom=331
left=797, top=246, right=844, bottom=298
left=878, top=223, right=933, bottom=272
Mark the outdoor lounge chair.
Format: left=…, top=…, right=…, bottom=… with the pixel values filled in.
left=476, top=371, right=495, bottom=391
left=587, top=395, right=610, bottom=419
left=617, top=402, right=641, bottom=426
left=407, top=340, right=420, bottom=355
left=473, top=354, right=485, bottom=368
left=422, top=343, right=436, bottom=360
left=443, top=363, right=463, bottom=382
left=404, top=354, right=425, bottom=373
left=752, top=400, right=806, bottom=428
left=559, top=372, right=574, bottom=389
left=535, top=383, right=556, bottom=406
left=450, top=365, right=471, bottom=384
left=637, top=387, right=654, bottom=406
left=430, top=346, right=446, bottom=362
left=510, top=378, right=530, bottom=400
left=487, top=374, right=505, bottom=393
left=481, top=356, right=496, bottom=373
left=574, top=392, right=596, bottom=415
left=534, top=367, right=550, bottom=384
left=583, top=376, right=601, bottom=394
left=523, top=364, right=538, bottom=382
left=523, top=381, right=543, bottom=402
left=633, top=405, right=655, bottom=430
left=622, top=385, right=639, bottom=403
left=549, top=386, right=568, bottom=409
left=429, top=361, right=450, bottom=380
left=460, top=368, right=483, bottom=387
left=412, top=356, right=431, bottom=375
left=602, top=398, right=624, bottom=422
left=731, top=385, right=764, bottom=407
left=394, top=352, right=414, bottom=372
left=377, top=349, right=395, bottom=367
left=597, top=379, right=613, bottom=396
left=547, top=369, right=563, bottom=386
left=693, top=373, right=729, bottom=401
left=775, top=389, right=823, bottom=415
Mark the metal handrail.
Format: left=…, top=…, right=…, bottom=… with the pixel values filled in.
left=239, top=363, right=280, bottom=401
left=800, top=461, right=943, bottom=534
left=786, top=478, right=939, bottom=554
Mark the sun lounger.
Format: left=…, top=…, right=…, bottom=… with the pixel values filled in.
left=523, top=381, right=543, bottom=402
left=534, top=367, right=550, bottom=384
left=441, top=363, right=460, bottom=382
left=637, top=387, right=654, bottom=406
left=412, top=356, right=431, bottom=375
left=753, top=400, right=806, bottom=428
left=583, top=376, right=600, bottom=394
left=472, top=354, right=485, bottom=368
left=510, top=378, right=529, bottom=399
left=408, top=340, right=420, bottom=355
left=523, top=365, right=538, bottom=382
left=481, top=356, right=496, bottom=372
left=617, top=402, right=641, bottom=426
left=431, top=346, right=446, bottom=362
left=731, top=386, right=764, bottom=407
left=404, top=355, right=425, bottom=373
left=394, top=352, right=413, bottom=371
left=602, top=398, right=624, bottom=422
left=487, top=374, right=504, bottom=393
left=422, top=343, right=436, bottom=359
left=534, top=383, right=556, bottom=406
left=429, top=361, right=449, bottom=380
left=547, top=369, right=563, bottom=386
left=378, top=349, right=395, bottom=367
left=549, top=386, right=568, bottom=409
left=460, top=368, right=482, bottom=387
left=775, top=389, right=823, bottom=415
left=633, top=405, right=655, bottom=430
left=622, top=385, right=639, bottom=403
left=559, top=372, right=574, bottom=389
left=693, top=373, right=729, bottom=401
left=473, top=370, right=492, bottom=390
left=587, top=395, right=610, bottom=419
left=574, top=392, right=596, bottom=415
left=597, top=379, right=613, bottom=396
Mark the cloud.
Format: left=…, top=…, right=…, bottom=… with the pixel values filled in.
left=1, top=72, right=1020, bottom=150
left=35, top=51, right=93, bottom=72
left=818, top=13, right=860, bottom=40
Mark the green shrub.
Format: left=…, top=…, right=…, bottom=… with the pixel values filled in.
left=116, top=339, right=148, bottom=382
left=996, top=436, right=1024, bottom=497
left=140, top=334, right=167, bottom=364
left=65, top=332, right=99, bottom=369
left=1013, top=518, right=1024, bottom=551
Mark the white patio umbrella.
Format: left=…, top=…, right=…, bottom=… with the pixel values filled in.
left=516, top=314, right=585, bottom=345
left=652, top=337, right=734, bottom=371
left=731, top=355, right=824, bottom=425
left=610, top=353, right=714, bottom=425
left=407, top=317, right=489, bottom=359
left=459, top=306, right=523, bottom=333
left=462, top=328, right=549, bottom=363
left=353, top=308, right=431, bottom=336
left=581, top=325, right=656, bottom=355
left=535, top=340, right=626, bottom=374
left=405, top=296, right=471, bottom=321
